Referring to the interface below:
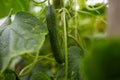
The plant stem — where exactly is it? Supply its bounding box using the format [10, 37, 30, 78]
[83, 0, 106, 11]
[63, 9, 68, 80]
[32, 0, 47, 4]
[48, 0, 50, 5]
[19, 51, 39, 77]
[74, 0, 78, 39]
[78, 10, 107, 24]
[62, 0, 68, 79]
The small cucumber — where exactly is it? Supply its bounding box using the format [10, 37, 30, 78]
[46, 5, 64, 64]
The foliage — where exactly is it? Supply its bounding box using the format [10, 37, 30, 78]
[80, 39, 120, 80]
[0, 0, 107, 80]
[56, 46, 83, 80]
[30, 72, 51, 80]
[0, 0, 30, 18]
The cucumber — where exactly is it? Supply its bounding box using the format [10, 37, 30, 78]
[46, 5, 64, 64]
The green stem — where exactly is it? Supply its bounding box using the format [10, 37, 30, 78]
[74, 0, 78, 38]
[27, 53, 54, 61]
[78, 10, 95, 16]
[33, 51, 39, 64]
[90, 5, 101, 15]
[63, 0, 68, 79]
[32, 0, 47, 4]
[63, 9, 68, 80]
[19, 63, 34, 77]
[19, 51, 39, 77]
[48, 0, 50, 5]
[83, 0, 106, 11]
[78, 10, 107, 24]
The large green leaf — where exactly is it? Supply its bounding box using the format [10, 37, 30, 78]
[0, 0, 30, 18]
[56, 46, 83, 80]
[68, 46, 82, 80]
[0, 11, 48, 72]
[0, 13, 12, 70]
[30, 72, 51, 80]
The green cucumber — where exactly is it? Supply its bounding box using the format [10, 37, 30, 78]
[46, 5, 64, 64]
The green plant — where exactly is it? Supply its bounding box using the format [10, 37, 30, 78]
[0, 0, 107, 80]
[80, 39, 120, 80]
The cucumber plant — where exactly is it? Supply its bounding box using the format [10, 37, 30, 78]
[0, 0, 107, 80]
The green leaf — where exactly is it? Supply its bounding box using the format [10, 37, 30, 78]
[0, 74, 4, 80]
[3, 69, 20, 80]
[56, 46, 83, 80]
[0, 12, 48, 72]
[80, 39, 120, 80]
[0, 12, 12, 70]
[30, 72, 51, 80]
[0, 0, 30, 18]
[68, 46, 82, 80]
